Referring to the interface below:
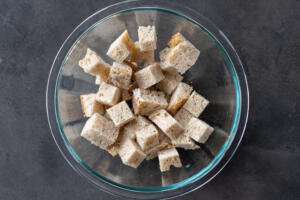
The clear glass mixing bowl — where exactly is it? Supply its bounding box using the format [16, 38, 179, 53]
[46, 0, 249, 199]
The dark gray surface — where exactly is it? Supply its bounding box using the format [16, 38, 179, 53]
[0, 0, 299, 199]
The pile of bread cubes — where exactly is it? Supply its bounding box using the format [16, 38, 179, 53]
[78, 25, 214, 172]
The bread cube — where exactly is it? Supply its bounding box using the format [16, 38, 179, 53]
[107, 30, 135, 62]
[185, 117, 214, 143]
[80, 93, 104, 117]
[145, 131, 172, 160]
[158, 148, 182, 172]
[95, 75, 102, 85]
[107, 62, 132, 90]
[79, 48, 110, 78]
[171, 131, 199, 150]
[131, 41, 155, 65]
[132, 88, 168, 116]
[167, 82, 193, 115]
[167, 32, 187, 47]
[96, 82, 121, 106]
[183, 91, 209, 117]
[136, 124, 159, 151]
[138, 26, 157, 51]
[106, 101, 135, 127]
[149, 109, 184, 139]
[118, 137, 146, 168]
[157, 71, 183, 95]
[81, 113, 119, 149]
[159, 47, 171, 62]
[164, 41, 200, 74]
[134, 63, 165, 89]
[174, 108, 194, 128]
[123, 116, 152, 139]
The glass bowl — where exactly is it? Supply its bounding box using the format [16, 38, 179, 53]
[46, 0, 249, 199]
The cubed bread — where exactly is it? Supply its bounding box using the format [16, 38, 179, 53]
[185, 117, 214, 143]
[96, 82, 121, 106]
[138, 26, 157, 51]
[136, 124, 159, 150]
[183, 91, 209, 117]
[174, 108, 194, 128]
[145, 131, 172, 160]
[107, 62, 132, 90]
[167, 32, 187, 47]
[157, 71, 183, 95]
[81, 113, 119, 149]
[171, 131, 199, 150]
[121, 89, 132, 101]
[167, 82, 193, 115]
[105, 131, 124, 157]
[164, 41, 200, 74]
[158, 148, 182, 172]
[106, 101, 135, 127]
[131, 41, 155, 65]
[149, 109, 184, 139]
[134, 63, 165, 89]
[159, 47, 171, 62]
[107, 30, 135, 62]
[95, 75, 102, 85]
[118, 137, 146, 168]
[123, 116, 151, 139]
[80, 93, 104, 117]
[79, 48, 110, 78]
[132, 88, 168, 116]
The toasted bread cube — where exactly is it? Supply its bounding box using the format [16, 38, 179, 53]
[157, 71, 183, 95]
[80, 93, 104, 117]
[96, 82, 121, 106]
[167, 82, 193, 115]
[167, 32, 187, 47]
[165, 41, 200, 74]
[174, 108, 194, 128]
[95, 75, 102, 85]
[106, 101, 135, 127]
[138, 26, 157, 51]
[79, 48, 110, 78]
[131, 41, 155, 65]
[132, 88, 168, 116]
[123, 116, 152, 139]
[158, 148, 182, 172]
[107, 30, 134, 62]
[81, 113, 119, 149]
[136, 124, 159, 151]
[134, 63, 164, 89]
[186, 118, 214, 143]
[183, 91, 209, 117]
[171, 131, 199, 150]
[107, 62, 132, 90]
[149, 109, 184, 139]
[121, 89, 132, 101]
[118, 137, 146, 168]
[145, 131, 172, 160]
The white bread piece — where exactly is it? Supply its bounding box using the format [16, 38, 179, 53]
[118, 137, 146, 168]
[157, 71, 183, 95]
[138, 26, 157, 51]
[132, 88, 168, 116]
[167, 32, 187, 47]
[131, 41, 155, 65]
[107, 62, 132, 90]
[159, 47, 171, 62]
[145, 131, 172, 160]
[165, 40, 200, 74]
[171, 131, 199, 150]
[136, 124, 159, 151]
[80, 93, 104, 117]
[183, 91, 209, 117]
[174, 108, 194, 128]
[167, 82, 193, 115]
[134, 63, 165, 89]
[158, 148, 182, 172]
[149, 109, 184, 139]
[185, 117, 214, 143]
[106, 101, 135, 127]
[96, 82, 121, 106]
[123, 116, 152, 139]
[81, 113, 119, 149]
[121, 89, 132, 101]
[159, 47, 175, 72]
[79, 48, 110, 78]
[95, 75, 102, 85]
[106, 30, 135, 62]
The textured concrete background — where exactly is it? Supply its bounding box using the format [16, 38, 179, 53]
[0, 0, 299, 199]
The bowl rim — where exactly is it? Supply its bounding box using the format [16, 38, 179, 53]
[46, 0, 249, 199]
